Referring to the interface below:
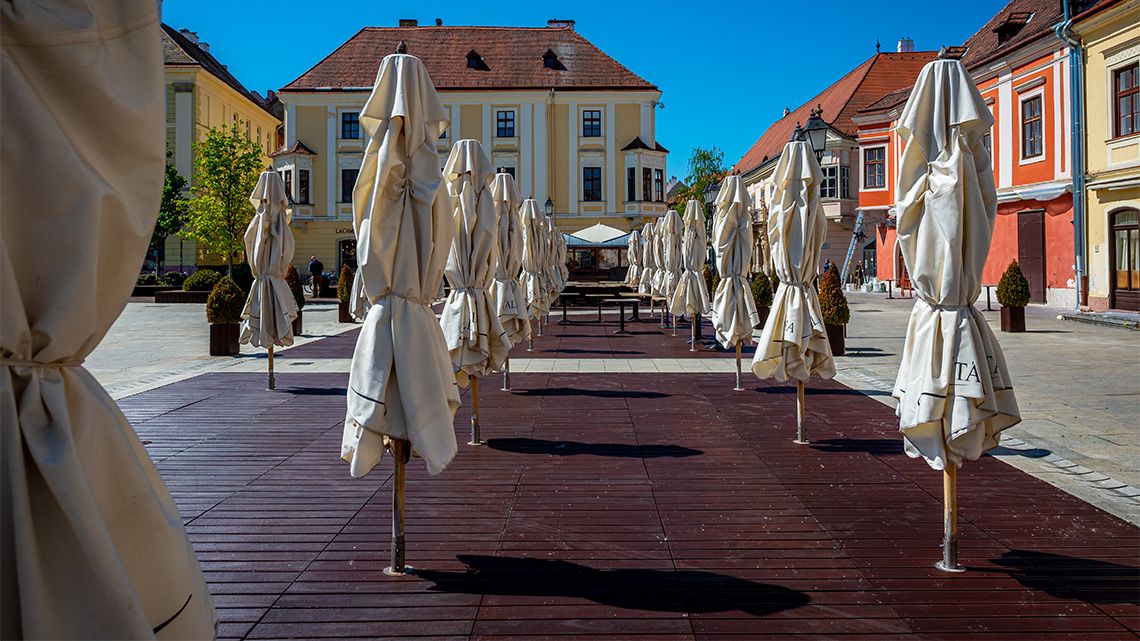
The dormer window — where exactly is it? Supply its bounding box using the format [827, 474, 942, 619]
[466, 50, 488, 70]
[994, 11, 1033, 44]
[542, 49, 565, 70]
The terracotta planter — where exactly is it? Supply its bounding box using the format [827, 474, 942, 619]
[1000, 306, 1025, 333]
[825, 323, 846, 356]
[209, 323, 240, 356]
[755, 305, 770, 329]
[292, 309, 303, 336]
[338, 300, 353, 323]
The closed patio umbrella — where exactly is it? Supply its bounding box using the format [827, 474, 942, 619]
[638, 221, 657, 297]
[241, 170, 299, 390]
[1, 3, 215, 637]
[519, 198, 546, 345]
[625, 229, 642, 286]
[490, 172, 529, 390]
[892, 56, 1020, 572]
[658, 208, 683, 333]
[556, 230, 570, 290]
[671, 199, 711, 350]
[543, 215, 564, 299]
[350, 268, 371, 321]
[440, 139, 511, 445]
[711, 175, 761, 390]
[342, 50, 460, 576]
[751, 137, 835, 443]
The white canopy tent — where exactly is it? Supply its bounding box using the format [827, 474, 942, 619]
[341, 51, 460, 575]
[1, 3, 215, 637]
[892, 57, 1020, 572]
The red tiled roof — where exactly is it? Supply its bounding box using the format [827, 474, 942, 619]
[733, 51, 936, 176]
[282, 26, 656, 92]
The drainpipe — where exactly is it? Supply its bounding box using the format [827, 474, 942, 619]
[1054, 2, 1086, 309]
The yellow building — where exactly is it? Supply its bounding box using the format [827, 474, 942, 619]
[161, 24, 282, 268]
[275, 19, 667, 271]
[1076, 0, 1140, 312]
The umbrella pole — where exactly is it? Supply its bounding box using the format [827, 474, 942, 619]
[468, 377, 483, 445]
[384, 438, 411, 576]
[501, 357, 511, 391]
[690, 314, 697, 352]
[672, 310, 677, 336]
[734, 341, 744, 391]
[267, 344, 275, 390]
[793, 381, 808, 444]
[936, 465, 966, 573]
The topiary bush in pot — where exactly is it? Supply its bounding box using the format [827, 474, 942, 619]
[751, 272, 774, 328]
[997, 260, 1030, 332]
[818, 265, 849, 355]
[230, 261, 254, 294]
[337, 263, 354, 323]
[206, 276, 245, 355]
[136, 273, 157, 286]
[285, 264, 305, 335]
[183, 269, 221, 292]
[159, 271, 186, 287]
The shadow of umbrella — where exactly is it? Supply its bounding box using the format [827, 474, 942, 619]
[554, 348, 644, 355]
[513, 387, 669, 399]
[991, 551, 1140, 605]
[487, 437, 702, 459]
[419, 555, 811, 616]
[285, 386, 348, 396]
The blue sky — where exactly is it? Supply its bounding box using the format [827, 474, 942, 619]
[163, 0, 1008, 180]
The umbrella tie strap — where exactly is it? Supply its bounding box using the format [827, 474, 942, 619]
[918, 299, 971, 313]
[1, 357, 85, 369]
[380, 291, 438, 307]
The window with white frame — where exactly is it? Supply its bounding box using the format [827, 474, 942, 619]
[642, 168, 652, 201]
[1114, 62, 1139, 138]
[341, 112, 360, 139]
[341, 168, 358, 203]
[1021, 95, 1043, 159]
[583, 166, 602, 201]
[582, 110, 602, 137]
[840, 165, 850, 198]
[821, 166, 838, 198]
[654, 169, 664, 202]
[627, 167, 636, 202]
[863, 147, 886, 189]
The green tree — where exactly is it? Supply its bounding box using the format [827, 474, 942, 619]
[181, 122, 262, 271]
[676, 146, 727, 217]
[152, 161, 189, 273]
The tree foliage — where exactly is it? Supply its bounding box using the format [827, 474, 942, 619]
[181, 122, 262, 270]
[153, 162, 189, 271]
[675, 146, 727, 217]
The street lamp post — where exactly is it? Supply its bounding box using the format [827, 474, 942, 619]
[800, 105, 829, 162]
[544, 197, 554, 224]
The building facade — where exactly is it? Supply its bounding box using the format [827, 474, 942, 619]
[161, 24, 282, 268]
[861, 0, 1099, 308]
[734, 46, 936, 275]
[1076, 0, 1140, 311]
[275, 19, 668, 271]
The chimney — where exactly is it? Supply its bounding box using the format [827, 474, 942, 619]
[897, 37, 915, 53]
[547, 19, 575, 29]
[434, 18, 442, 26]
[398, 18, 418, 27]
[178, 28, 198, 44]
[783, 106, 791, 117]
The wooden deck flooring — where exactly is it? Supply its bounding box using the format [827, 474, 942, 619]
[124, 323, 1139, 640]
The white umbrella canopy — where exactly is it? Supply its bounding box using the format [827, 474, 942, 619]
[490, 172, 530, 344]
[1, 3, 215, 638]
[893, 58, 1020, 470]
[342, 53, 460, 479]
[711, 175, 760, 348]
[671, 199, 711, 317]
[440, 139, 511, 387]
[752, 140, 836, 383]
[241, 170, 299, 349]
[638, 221, 657, 295]
[658, 209, 683, 301]
[556, 231, 570, 289]
[350, 268, 371, 321]
[519, 199, 548, 317]
[542, 216, 563, 295]
[625, 229, 642, 286]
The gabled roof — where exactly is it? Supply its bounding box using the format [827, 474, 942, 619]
[281, 25, 657, 92]
[269, 140, 318, 157]
[621, 136, 670, 153]
[733, 51, 936, 176]
[161, 24, 277, 118]
[571, 223, 629, 244]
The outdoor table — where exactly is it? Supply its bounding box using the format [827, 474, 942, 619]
[585, 293, 609, 323]
[559, 295, 572, 324]
[619, 292, 651, 321]
[650, 296, 669, 327]
[604, 298, 636, 334]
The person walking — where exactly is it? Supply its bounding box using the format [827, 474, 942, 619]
[308, 255, 324, 298]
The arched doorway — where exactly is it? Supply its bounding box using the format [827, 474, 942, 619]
[1110, 208, 1139, 311]
[338, 238, 357, 271]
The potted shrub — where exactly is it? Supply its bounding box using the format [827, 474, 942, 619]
[230, 261, 254, 295]
[285, 264, 305, 335]
[206, 276, 245, 356]
[818, 265, 850, 356]
[337, 264, 354, 323]
[159, 271, 186, 288]
[997, 260, 1030, 333]
[751, 272, 774, 328]
[183, 269, 221, 292]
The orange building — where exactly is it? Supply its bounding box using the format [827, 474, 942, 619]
[859, 0, 1081, 307]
